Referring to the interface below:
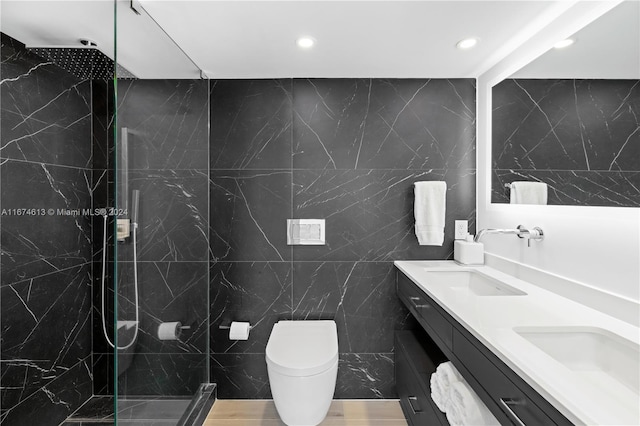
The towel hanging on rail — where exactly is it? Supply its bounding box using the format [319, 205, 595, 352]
[414, 181, 446, 245]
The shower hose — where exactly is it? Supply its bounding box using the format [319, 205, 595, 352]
[100, 214, 140, 350]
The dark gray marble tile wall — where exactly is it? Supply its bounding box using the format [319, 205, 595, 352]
[209, 78, 476, 399]
[92, 80, 210, 398]
[90, 79, 115, 397]
[0, 33, 93, 424]
[492, 79, 640, 206]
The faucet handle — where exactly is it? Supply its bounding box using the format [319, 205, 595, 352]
[529, 226, 544, 242]
[517, 225, 544, 247]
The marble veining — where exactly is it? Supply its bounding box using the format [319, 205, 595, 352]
[117, 170, 209, 262]
[116, 80, 209, 171]
[1, 32, 93, 422]
[209, 78, 476, 399]
[1, 264, 91, 413]
[493, 169, 640, 207]
[292, 262, 415, 354]
[493, 79, 640, 206]
[115, 262, 209, 354]
[210, 170, 292, 262]
[0, 357, 92, 425]
[2, 34, 212, 419]
[117, 353, 206, 396]
[293, 169, 476, 261]
[91, 78, 210, 403]
[1, 34, 93, 170]
[210, 353, 271, 399]
[293, 79, 476, 170]
[210, 262, 292, 354]
[336, 353, 395, 399]
[210, 79, 293, 170]
[1, 161, 92, 285]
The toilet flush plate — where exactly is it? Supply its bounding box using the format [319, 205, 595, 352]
[287, 219, 325, 245]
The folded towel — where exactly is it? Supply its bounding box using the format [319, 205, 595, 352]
[445, 400, 463, 426]
[449, 380, 500, 426]
[414, 181, 447, 245]
[430, 372, 447, 412]
[436, 361, 463, 388]
[430, 362, 462, 413]
[510, 181, 548, 205]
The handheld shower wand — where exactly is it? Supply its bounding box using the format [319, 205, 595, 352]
[100, 189, 141, 350]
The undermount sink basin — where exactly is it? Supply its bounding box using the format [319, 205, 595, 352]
[515, 326, 640, 397]
[426, 270, 527, 296]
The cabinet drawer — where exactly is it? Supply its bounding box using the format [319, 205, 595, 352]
[395, 332, 447, 426]
[398, 273, 453, 351]
[397, 349, 439, 425]
[453, 329, 557, 426]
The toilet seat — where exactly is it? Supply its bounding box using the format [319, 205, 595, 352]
[266, 320, 338, 377]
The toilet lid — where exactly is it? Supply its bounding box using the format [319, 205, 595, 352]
[266, 320, 339, 377]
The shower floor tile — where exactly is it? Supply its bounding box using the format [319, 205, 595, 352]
[118, 399, 191, 420]
[66, 396, 114, 421]
[65, 397, 190, 425]
[204, 400, 408, 425]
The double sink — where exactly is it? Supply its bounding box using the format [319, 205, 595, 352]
[396, 261, 640, 425]
[426, 269, 527, 296]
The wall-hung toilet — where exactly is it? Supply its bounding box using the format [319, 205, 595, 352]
[266, 320, 339, 426]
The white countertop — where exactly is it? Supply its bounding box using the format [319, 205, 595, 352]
[394, 260, 640, 426]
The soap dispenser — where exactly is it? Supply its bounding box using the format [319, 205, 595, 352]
[454, 234, 484, 265]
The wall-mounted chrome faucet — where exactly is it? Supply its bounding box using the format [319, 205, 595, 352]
[474, 225, 544, 247]
[516, 225, 544, 247]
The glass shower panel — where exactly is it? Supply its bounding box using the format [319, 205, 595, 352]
[114, 1, 210, 424]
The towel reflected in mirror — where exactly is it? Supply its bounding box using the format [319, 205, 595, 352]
[508, 181, 548, 205]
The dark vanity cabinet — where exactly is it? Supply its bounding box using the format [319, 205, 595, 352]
[396, 330, 448, 425]
[396, 270, 574, 426]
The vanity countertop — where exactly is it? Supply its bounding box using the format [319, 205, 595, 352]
[394, 260, 640, 426]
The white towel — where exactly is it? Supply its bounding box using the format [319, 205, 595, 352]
[436, 361, 463, 387]
[445, 401, 463, 426]
[510, 181, 548, 205]
[430, 372, 447, 412]
[414, 181, 447, 245]
[430, 362, 462, 413]
[449, 380, 500, 426]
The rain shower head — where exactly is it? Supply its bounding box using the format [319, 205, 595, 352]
[27, 45, 136, 80]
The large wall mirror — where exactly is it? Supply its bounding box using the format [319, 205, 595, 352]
[491, 0, 640, 207]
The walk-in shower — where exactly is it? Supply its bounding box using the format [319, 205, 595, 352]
[0, 1, 212, 425]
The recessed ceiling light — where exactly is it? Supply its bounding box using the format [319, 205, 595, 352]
[296, 37, 315, 49]
[456, 38, 478, 50]
[554, 38, 575, 49]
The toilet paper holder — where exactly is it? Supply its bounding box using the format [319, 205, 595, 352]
[219, 324, 253, 330]
[157, 322, 191, 341]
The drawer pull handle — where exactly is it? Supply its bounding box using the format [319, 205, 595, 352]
[408, 396, 422, 414]
[409, 297, 430, 309]
[500, 398, 526, 426]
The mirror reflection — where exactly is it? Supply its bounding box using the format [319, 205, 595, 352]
[492, 0, 640, 207]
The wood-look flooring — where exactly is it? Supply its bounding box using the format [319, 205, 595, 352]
[204, 399, 408, 426]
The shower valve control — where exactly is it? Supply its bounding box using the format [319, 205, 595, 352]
[117, 219, 130, 242]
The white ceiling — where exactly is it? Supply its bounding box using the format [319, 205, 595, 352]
[1, 1, 637, 79]
[512, 0, 640, 79]
[1, 0, 202, 79]
[137, 0, 556, 78]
